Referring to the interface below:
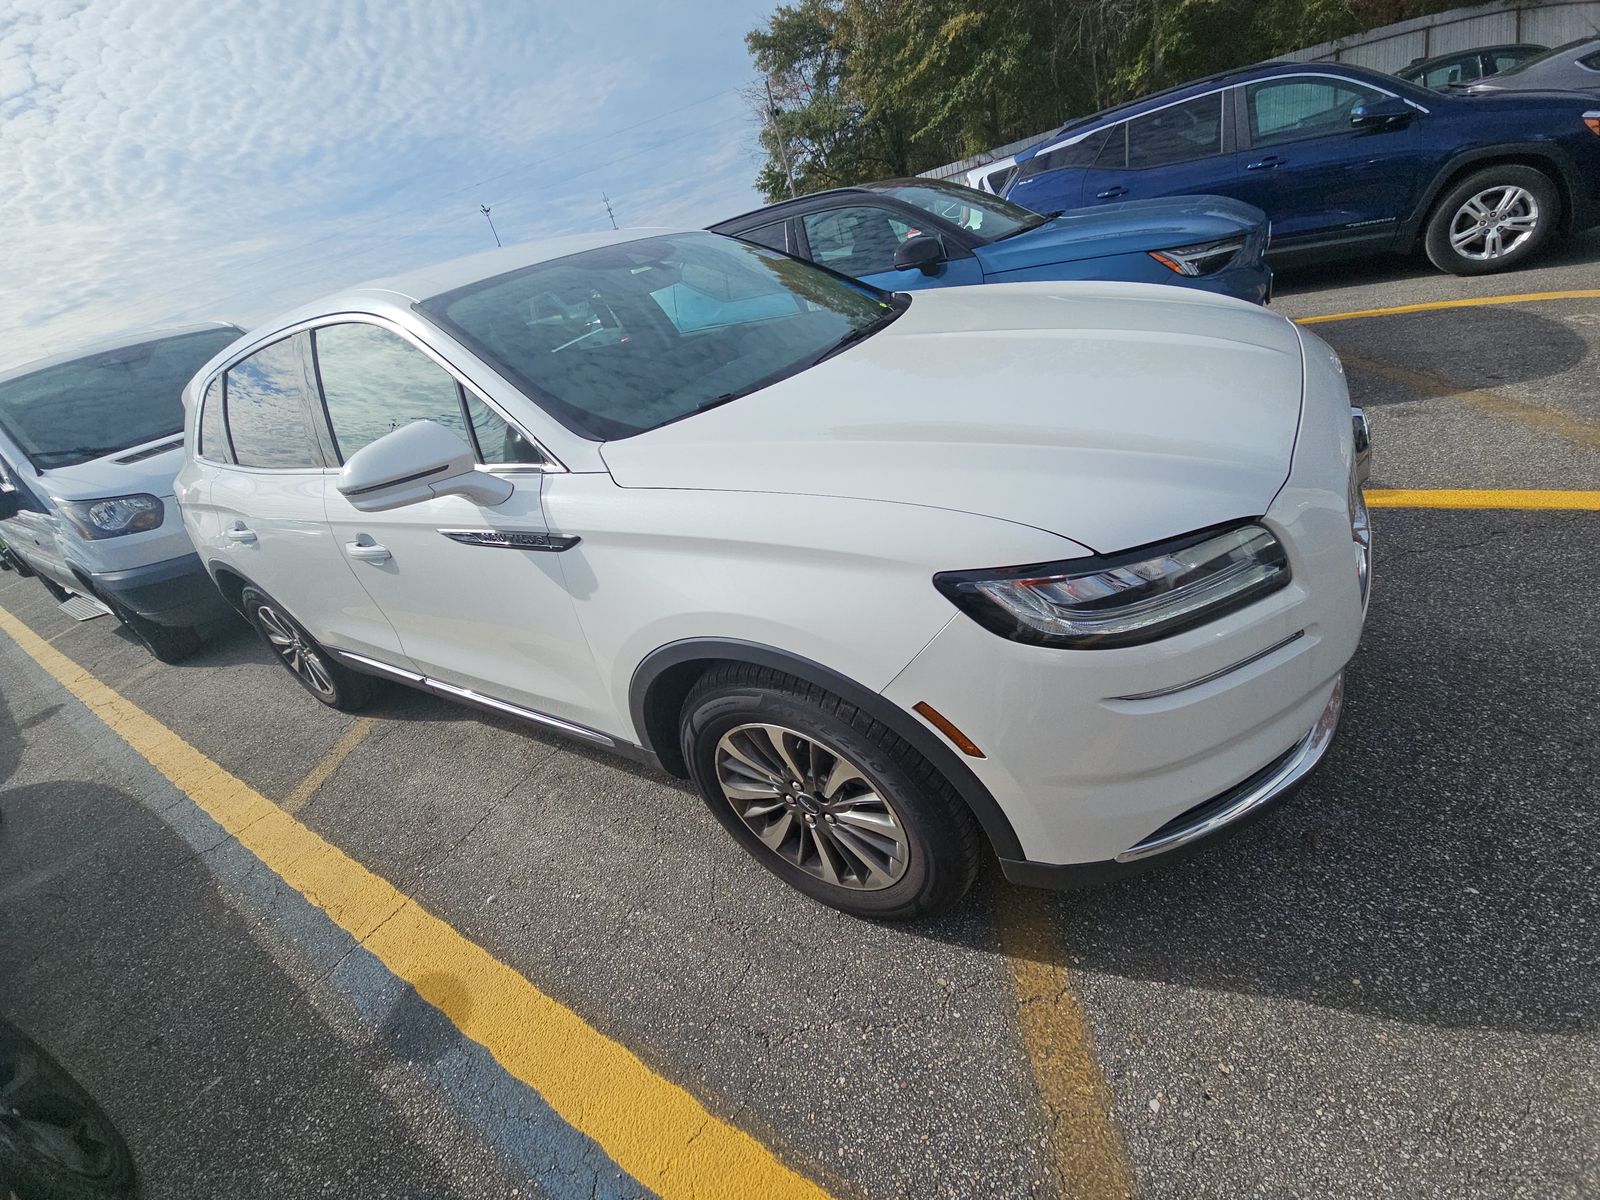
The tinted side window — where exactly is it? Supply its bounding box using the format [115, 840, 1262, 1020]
[1093, 124, 1128, 170]
[223, 336, 322, 469]
[738, 222, 789, 253]
[1127, 93, 1223, 169]
[1246, 79, 1383, 147]
[1029, 127, 1112, 176]
[199, 377, 231, 463]
[801, 206, 915, 275]
[1579, 50, 1600, 70]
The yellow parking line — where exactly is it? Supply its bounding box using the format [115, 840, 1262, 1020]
[1296, 288, 1600, 325]
[997, 888, 1136, 1200]
[0, 605, 829, 1200]
[283, 716, 374, 815]
[1367, 488, 1600, 510]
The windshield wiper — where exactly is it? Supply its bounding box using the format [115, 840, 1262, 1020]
[811, 307, 904, 367]
[991, 212, 1063, 242]
[693, 392, 745, 415]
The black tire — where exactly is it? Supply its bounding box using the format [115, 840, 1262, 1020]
[38, 576, 72, 603]
[680, 664, 982, 919]
[241, 587, 371, 711]
[106, 600, 202, 664]
[1424, 165, 1559, 276]
[4, 547, 36, 577]
[0, 1020, 137, 1200]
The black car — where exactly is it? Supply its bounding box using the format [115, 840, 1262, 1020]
[1397, 43, 1546, 91]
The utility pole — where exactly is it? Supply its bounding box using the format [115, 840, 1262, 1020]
[765, 76, 799, 198]
[479, 204, 501, 248]
[602, 193, 618, 230]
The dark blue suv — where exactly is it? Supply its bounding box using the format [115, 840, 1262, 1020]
[1005, 62, 1600, 275]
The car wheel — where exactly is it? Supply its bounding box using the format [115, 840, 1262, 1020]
[104, 599, 202, 664]
[1424, 165, 1559, 275]
[0, 1020, 138, 1200]
[3, 547, 35, 577]
[241, 587, 371, 711]
[680, 664, 981, 919]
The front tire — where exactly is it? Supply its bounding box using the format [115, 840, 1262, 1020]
[241, 588, 371, 711]
[105, 599, 202, 664]
[680, 664, 981, 919]
[1424, 165, 1559, 275]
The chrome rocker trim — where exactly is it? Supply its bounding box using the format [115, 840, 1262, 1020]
[1114, 674, 1344, 863]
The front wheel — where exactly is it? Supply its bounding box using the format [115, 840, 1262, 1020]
[680, 665, 981, 919]
[241, 588, 371, 711]
[1424, 165, 1559, 275]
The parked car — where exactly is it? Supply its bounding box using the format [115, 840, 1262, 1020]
[1462, 37, 1600, 96]
[964, 155, 1020, 194]
[1004, 60, 1600, 275]
[0, 324, 244, 660]
[710, 179, 1273, 305]
[1397, 43, 1546, 90]
[177, 229, 1368, 918]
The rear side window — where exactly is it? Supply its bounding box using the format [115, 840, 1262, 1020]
[1126, 93, 1223, 168]
[738, 222, 790, 253]
[223, 335, 323, 469]
[1580, 50, 1600, 71]
[1025, 127, 1112, 177]
[198, 377, 232, 463]
[314, 322, 542, 466]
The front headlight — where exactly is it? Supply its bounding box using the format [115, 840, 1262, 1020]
[1149, 237, 1245, 277]
[57, 494, 164, 540]
[934, 522, 1290, 649]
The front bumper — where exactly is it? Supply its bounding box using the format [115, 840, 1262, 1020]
[87, 552, 233, 628]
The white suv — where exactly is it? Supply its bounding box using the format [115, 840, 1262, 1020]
[177, 229, 1369, 918]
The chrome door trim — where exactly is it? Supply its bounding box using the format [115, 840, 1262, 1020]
[437, 528, 580, 551]
[1111, 631, 1305, 702]
[328, 649, 614, 747]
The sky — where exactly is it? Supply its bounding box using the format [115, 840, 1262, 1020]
[0, 0, 778, 369]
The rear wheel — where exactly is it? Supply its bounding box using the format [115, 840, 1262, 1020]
[1424, 165, 1559, 275]
[680, 664, 981, 919]
[242, 587, 371, 711]
[105, 599, 202, 664]
[2, 546, 35, 577]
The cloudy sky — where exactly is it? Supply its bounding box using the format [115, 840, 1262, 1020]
[0, 0, 777, 368]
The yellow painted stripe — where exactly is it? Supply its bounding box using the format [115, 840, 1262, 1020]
[282, 716, 374, 815]
[0, 605, 829, 1200]
[998, 888, 1136, 1200]
[1367, 488, 1600, 510]
[1296, 288, 1600, 325]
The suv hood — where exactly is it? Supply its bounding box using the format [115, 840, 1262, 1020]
[974, 195, 1266, 275]
[35, 437, 185, 501]
[600, 282, 1306, 554]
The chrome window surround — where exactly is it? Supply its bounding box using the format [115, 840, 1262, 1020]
[192, 312, 563, 476]
[1032, 70, 1427, 160]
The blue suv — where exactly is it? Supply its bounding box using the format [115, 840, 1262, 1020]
[1005, 61, 1600, 275]
[710, 179, 1273, 304]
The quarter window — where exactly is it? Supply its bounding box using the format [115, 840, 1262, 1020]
[801, 206, 917, 276]
[1246, 78, 1384, 147]
[313, 323, 541, 466]
[198, 377, 231, 462]
[1126, 93, 1223, 168]
[223, 336, 323, 469]
[738, 222, 790, 253]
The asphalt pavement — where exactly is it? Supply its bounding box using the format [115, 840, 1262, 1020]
[2, 237, 1598, 1200]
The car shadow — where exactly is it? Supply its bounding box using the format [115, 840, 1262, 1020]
[1272, 227, 1600, 297]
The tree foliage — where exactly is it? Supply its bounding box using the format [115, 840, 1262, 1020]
[746, 0, 1468, 199]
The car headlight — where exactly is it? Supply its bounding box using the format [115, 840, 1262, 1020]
[57, 494, 164, 539]
[934, 522, 1291, 650]
[1149, 237, 1245, 277]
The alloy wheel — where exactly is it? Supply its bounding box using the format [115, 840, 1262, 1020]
[256, 604, 336, 698]
[1449, 185, 1539, 261]
[714, 723, 910, 890]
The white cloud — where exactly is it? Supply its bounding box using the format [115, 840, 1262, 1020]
[0, 0, 771, 367]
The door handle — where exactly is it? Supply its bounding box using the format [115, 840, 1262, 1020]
[225, 524, 257, 544]
[1246, 155, 1285, 171]
[346, 540, 391, 563]
[1095, 186, 1129, 200]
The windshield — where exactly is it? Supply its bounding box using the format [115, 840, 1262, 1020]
[0, 329, 239, 470]
[869, 180, 1048, 241]
[419, 232, 902, 440]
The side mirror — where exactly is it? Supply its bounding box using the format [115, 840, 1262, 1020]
[337, 420, 513, 513]
[0, 491, 19, 521]
[893, 234, 946, 276]
[1350, 97, 1413, 130]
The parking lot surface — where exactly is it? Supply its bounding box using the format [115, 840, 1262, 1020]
[4, 238, 1599, 1199]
